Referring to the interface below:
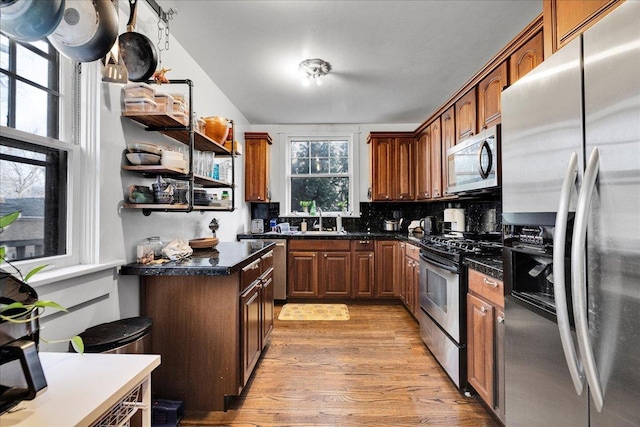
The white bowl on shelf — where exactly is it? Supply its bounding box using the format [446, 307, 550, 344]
[126, 153, 161, 165]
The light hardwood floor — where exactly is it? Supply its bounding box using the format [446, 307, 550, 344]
[180, 303, 498, 426]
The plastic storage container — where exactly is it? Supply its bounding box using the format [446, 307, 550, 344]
[123, 82, 156, 100]
[124, 98, 158, 113]
[154, 93, 174, 113]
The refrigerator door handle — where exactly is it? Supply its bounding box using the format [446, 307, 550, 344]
[553, 151, 585, 395]
[571, 147, 604, 412]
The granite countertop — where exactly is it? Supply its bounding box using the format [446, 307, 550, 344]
[237, 231, 426, 244]
[120, 241, 275, 276]
[464, 255, 504, 281]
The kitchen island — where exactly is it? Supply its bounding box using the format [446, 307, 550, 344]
[120, 241, 275, 412]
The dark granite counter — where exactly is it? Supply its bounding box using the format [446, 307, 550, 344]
[464, 255, 504, 281]
[237, 231, 426, 246]
[120, 241, 275, 276]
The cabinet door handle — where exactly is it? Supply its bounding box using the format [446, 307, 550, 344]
[324, 253, 327, 258]
[358, 240, 370, 244]
[480, 306, 487, 314]
[369, 253, 373, 258]
[483, 277, 499, 287]
[497, 316, 505, 323]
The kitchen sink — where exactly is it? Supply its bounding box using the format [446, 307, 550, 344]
[299, 230, 348, 236]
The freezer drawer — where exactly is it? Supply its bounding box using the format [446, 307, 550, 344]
[505, 297, 587, 427]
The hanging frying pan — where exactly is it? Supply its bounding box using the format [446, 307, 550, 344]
[0, 0, 65, 42]
[47, 0, 118, 63]
[118, 0, 157, 82]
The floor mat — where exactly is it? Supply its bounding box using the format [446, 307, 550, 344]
[278, 303, 350, 321]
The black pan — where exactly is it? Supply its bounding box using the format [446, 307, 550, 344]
[119, 0, 157, 82]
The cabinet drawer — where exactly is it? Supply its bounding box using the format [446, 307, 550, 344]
[289, 239, 350, 251]
[405, 243, 420, 261]
[241, 259, 262, 292]
[468, 269, 504, 307]
[351, 240, 374, 251]
[260, 249, 274, 272]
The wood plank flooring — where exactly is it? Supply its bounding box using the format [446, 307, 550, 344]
[179, 303, 498, 426]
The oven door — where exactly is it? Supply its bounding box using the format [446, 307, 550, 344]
[419, 253, 461, 343]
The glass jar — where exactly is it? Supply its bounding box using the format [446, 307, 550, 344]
[146, 236, 163, 258]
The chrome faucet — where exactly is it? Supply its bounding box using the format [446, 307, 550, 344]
[314, 207, 323, 231]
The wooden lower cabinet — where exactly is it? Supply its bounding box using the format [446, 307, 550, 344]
[467, 268, 505, 423]
[401, 243, 420, 317]
[375, 240, 399, 298]
[140, 248, 274, 412]
[351, 239, 375, 298]
[288, 240, 350, 298]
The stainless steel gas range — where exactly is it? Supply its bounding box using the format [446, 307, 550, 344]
[418, 235, 502, 391]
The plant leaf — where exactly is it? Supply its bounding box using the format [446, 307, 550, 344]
[0, 301, 26, 313]
[70, 336, 85, 354]
[0, 211, 21, 228]
[0, 247, 5, 260]
[34, 300, 67, 312]
[23, 264, 49, 282]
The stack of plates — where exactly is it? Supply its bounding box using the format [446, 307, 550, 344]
[126, 142, 163, 165]
[127, 142, 161, 155]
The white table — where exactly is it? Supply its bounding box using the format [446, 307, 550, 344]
[0, 352, 161, 427]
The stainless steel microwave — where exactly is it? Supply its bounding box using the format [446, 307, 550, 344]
[446, 124, 500, 195]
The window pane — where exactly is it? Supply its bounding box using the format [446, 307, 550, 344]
[310, 141, 329, 157]
[330, 157, 348, 173]
[15, 81, 48, 136]
[0, 73, 8, 127]
[311, 157, 329, 174]
[330, 141, 348, 157]
[291, 141, 308, 158]
[291, 158, 309, 174]
[0, 35, 8, 69]
[16, 44, 51, 87]
[291, 177, 349, 212]
[0, 140, 66, 261]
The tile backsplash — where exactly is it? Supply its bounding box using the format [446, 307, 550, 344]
[250, 196, 501, 234]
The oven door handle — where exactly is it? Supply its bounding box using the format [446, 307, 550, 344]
[420, 253, 459, 273]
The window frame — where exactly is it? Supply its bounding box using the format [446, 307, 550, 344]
[0, 38, 87, 275]
[284, 132, 358, 217]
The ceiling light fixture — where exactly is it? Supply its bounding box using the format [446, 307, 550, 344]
[299, 58, 332, 87]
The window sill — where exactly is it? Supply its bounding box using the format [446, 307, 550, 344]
[27, 260, 126, 288]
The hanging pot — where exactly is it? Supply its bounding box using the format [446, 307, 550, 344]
[118, 0, 158, 82]
[0, 0, 65, 42]
[47, 0, 118, 63]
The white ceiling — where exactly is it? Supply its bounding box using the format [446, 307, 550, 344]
[155, 0, 542, 125]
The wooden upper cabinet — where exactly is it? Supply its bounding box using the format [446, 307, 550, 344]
[429, 119, 442, 199]
[478, 62, 507, 131]
[441, 106, 455, 197]
[543, 0, 622, 56]
[455, 87, 477, 143]
[510, 31, 544, 84]
[415, 130, 431, 200]
[368, 133, 414, 201]
[396, 137, 415, 200]
[244, 132, 272, 202]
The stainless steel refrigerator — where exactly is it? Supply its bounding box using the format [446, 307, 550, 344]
[500, 1, 640, 426]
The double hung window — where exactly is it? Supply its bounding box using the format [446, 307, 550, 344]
[0, 35, 70, 264]
[286, 135, 354, 215]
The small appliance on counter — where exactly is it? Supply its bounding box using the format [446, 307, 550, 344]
[250, 219, 264, 234]
[443, 208, 465, 236]
[0, 270, 48, 414]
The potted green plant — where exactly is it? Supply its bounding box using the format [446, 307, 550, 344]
[299, 200, 312, 213]
[0, 211, 84, 353]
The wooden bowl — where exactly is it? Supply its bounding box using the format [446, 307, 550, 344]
[189, 237, 219, 249]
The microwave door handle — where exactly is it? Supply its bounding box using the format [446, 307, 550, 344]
[553, 151, 585, 395]
[419, 254, 459, 273]
[571, 147, 604, 412]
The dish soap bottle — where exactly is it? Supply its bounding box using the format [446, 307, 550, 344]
[310, 200, 317, 216]
[301, 219, 307, 232]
